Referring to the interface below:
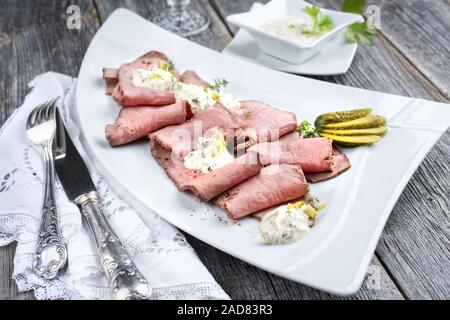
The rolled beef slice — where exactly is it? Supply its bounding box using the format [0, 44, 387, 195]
[105, 101, 189, 147]
[305, 148, 351, 183]
[248, 133, 335, 173]
[216, 163, 309, 220]
[233, 100, 298, 144]
[150, 141, 261, 201]
[150, 103, 240, 157]
[111, 51, 177, 107]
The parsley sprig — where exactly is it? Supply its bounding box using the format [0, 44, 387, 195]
[343, 0, 377, 46]
[342, 0, 366, 14]
[302, 6, 334, 36]
[297, 120, 317, 138]
[160, 60, 174, 72]
[346, 22, 376, 46]
[207, 78, 229, 92]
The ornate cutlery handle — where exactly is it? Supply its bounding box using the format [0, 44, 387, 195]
[76, 191, 151, 300]
[32, 145, 67, 279]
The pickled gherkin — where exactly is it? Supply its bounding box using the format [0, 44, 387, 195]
[318, 132, 381, 145]
[319, 126, 388, 136]
[314, 107, 387, 147]
[314, 108, 372, 128]
[321, 115, 386, 130]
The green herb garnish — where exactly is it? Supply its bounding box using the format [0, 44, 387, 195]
[346, 22, 376, 46]
[160, 60, 174, 71]
[342, 0, 366, 14]
[297, 120, 317, 138]
[302, 6, 334, 36]
[207, 78, 229, 92]
[306, 195, 326, 212]
[342, 0, 377, 46]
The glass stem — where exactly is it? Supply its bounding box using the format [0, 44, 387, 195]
[168, 0, 190, 16]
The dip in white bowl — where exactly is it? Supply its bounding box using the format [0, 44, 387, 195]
[226, 0, 363, 64]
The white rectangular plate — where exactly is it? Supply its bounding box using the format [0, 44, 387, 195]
[75, 9, 450, 295]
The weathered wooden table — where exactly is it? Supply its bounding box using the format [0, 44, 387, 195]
[1, 0, 449, 300]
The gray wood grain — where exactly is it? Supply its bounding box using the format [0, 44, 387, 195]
[184, 234, 403, 299]
[94, 0, 232, 51]
[0, 0, 99, 124]
[0, 244, 34, 300]
[366, 0, 450, 98]
[375, 131, 450, 299]
[213, 0, 450, 299]
[310, 0, 450, 99]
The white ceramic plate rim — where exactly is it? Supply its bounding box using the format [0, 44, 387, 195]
[75, 9, 450, 295]
[222, 28, 358, 76]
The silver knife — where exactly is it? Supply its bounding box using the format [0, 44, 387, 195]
[53, 108, 151, 300]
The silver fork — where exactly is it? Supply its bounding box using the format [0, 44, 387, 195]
[26, 99, 67, 279]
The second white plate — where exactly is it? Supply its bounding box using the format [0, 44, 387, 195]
[222, 3, 358, 75]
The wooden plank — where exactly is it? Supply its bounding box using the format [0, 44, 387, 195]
[375, 130, 450, 299]
[213, 0, 450, 299]
[366, 0, 450, 98]
[185, 233, 403, 299]
[0, 0, 100, 299]
[308, 0, 450, 98]
[0, 244, 35, 300]
[0, 0, 99, 124]
[93, 0, 232, 51]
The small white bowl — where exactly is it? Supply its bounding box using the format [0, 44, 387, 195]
[226, 0, 363, 64]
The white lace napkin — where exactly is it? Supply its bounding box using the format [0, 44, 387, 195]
[0, 72, 229, 300]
